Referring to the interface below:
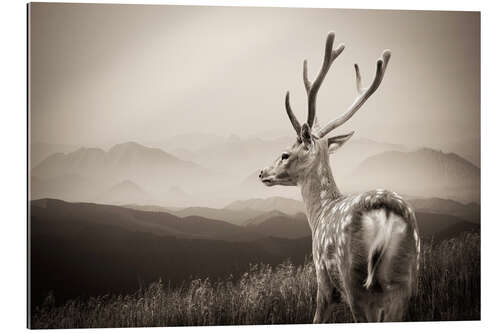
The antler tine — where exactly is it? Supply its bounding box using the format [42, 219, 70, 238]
[303, 60, 311, 94]
[317, 49, 391, 138]
[285, 91, 301, 136]
[354, 64, 362, 94]
[305, 32, 345, 129]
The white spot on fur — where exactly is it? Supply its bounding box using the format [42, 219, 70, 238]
[321, 176, 329, 187]
[320, 190, 328, 200]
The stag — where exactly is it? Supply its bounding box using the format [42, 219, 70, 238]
[259, 32, 420, 323]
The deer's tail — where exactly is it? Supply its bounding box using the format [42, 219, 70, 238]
[362, 209, 409, 289]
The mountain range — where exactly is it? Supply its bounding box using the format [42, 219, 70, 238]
[31, 194, 480, 244]
[125, 204, 264, 226]
[95, 180, 152, 205]
[30, 198, 312, 310]
[31, 199, 259, 241]
[31, 142, 218, 205]
[30, 137, 480, 206]
[30, 142, 79, 166]
[225, 197, 305, 215]
[30, 197, 479, 311]
[219, 195, 480, 225]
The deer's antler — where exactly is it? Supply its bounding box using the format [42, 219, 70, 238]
[285, 91, 301, 135]
[303, 32, 345, 129]
[317, 50, 391, 138]
[284, 32, 345, 135]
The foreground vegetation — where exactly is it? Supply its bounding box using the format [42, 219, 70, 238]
[32, 232, 480, 328]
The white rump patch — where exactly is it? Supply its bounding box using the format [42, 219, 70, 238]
[361, 209, 408, 288]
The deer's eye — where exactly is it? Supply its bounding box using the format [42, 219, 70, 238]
[281, 153, 290, 160]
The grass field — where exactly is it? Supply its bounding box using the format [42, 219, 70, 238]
[31, 232, 480, 328]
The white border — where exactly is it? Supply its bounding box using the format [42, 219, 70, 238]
[1, 0, 498, 332]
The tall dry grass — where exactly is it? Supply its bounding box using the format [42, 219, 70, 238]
[31, 232, 479, 328]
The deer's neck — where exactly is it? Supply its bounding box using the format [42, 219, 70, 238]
[299, 158, 341, 233]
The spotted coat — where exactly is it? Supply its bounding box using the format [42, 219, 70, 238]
[311, 189, 420, 312]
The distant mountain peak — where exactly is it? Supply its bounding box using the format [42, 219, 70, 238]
[109, 141, 144, 150]
[168, 186, 188, 195]
[108, 141, 164, 155]
[96, 179, 152, 205]
[110, 179, 144, 192]
[350, 147, 480, 203]
[69, 147, 106, 156]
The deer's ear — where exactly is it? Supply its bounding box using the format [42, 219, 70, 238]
[328, 131, 354, 153]
[300, 123, 312, 148]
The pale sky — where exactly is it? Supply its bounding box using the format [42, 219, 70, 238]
[29, 3, 480, 149]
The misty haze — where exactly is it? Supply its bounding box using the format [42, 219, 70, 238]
[28, 3, 480, 328]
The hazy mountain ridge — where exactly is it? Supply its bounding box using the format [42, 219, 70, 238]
[225, 196, 305, 215]
[221, 195, 480, 225]
[31, 142, 218, 205]
[31, 198, 260, 241]
[125, 204, 265, 226]
[171, 207, 263, 226]
[96, 180, 153, 205]
[244, 210, 289, 226]
[409, 197, 480, 224]
[245, 211, 310, 239]
[31, 198, 478, 243]
[32, 142, 201, 179]
[438, 137, 480, 167]
[30, 139, 480, 207]
[30, 142, 80, 167]
[30, 174, 100, 203]
[125, 194, 480, 226]
[350, 148, 480, 203]
[32, 197, 479, 241]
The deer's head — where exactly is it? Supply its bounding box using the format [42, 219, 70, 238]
[259, 32, 391, 187]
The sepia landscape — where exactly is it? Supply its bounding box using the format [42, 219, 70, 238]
[28, 3, 480, 328]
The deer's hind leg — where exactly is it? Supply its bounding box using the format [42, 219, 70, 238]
[381, 289, 409, 322]
[313, 265, 331, 323]
[313, 287, 329, 323]
[314, 263, 343, 323]
[314, 287, 343, 323]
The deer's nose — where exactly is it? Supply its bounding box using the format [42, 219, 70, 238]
[259, 170, 263, 179]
